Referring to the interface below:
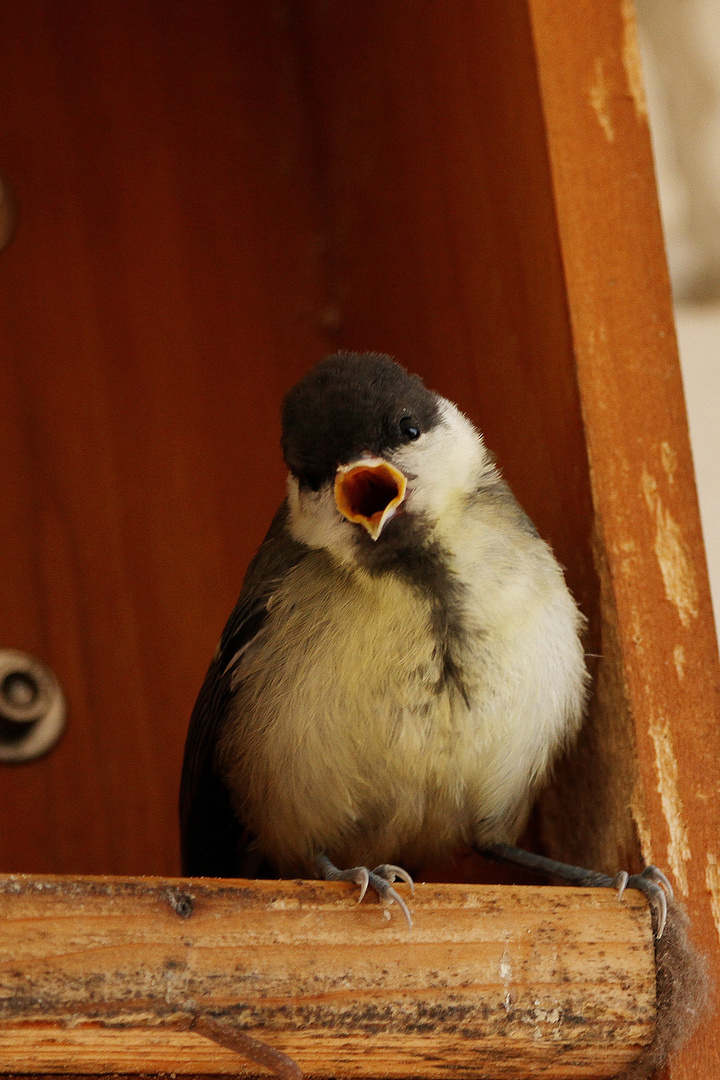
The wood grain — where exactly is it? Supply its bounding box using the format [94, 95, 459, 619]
[0, 876, 655, 1078]
[527, 1, 720, 1076]
[295, 0, 598, 617]
[0, 3, 716, 1075]
[0, 0, 329, 876]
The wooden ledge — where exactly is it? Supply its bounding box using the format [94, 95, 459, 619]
[0, 874, 655, 1078]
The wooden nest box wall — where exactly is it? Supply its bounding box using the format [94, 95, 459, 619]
[0, 1, 718, 1078]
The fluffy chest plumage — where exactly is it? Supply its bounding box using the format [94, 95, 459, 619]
[218, 535, 585, 875]
[220, 558, 459, 868]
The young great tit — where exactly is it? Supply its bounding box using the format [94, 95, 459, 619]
[180, 352, 671, 932]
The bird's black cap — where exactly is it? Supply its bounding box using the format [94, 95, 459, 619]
[282, 352, 440, 489]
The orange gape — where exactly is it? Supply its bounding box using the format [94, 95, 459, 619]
[334, 458, 407, 540]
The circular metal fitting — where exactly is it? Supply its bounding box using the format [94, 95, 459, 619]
[0, 650, 67, 762]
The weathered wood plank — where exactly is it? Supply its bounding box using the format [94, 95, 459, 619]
[527, 1, 720, 1076]
[0, 876, 655, 1077]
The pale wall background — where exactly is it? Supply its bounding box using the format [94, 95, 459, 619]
[637, 0, 720, 636]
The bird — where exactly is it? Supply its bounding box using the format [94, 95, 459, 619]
[180, 351, 671, 933]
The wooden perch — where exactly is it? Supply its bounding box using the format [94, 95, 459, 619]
[0, 874, 656, 1078]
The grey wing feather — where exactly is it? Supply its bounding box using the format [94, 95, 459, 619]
[179, 500, 308, 876]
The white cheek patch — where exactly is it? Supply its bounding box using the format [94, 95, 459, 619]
[392, 398, 495, 526]
[286, 399, 494, 559]
[287, 475, 358, 565]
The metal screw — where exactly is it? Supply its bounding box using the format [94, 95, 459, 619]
[2, 671, 39, 709]
[0, 650, 66, 762]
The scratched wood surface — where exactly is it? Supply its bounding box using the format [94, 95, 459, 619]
[0, 876, 655, 1078]
[527, 2, 720, 1077]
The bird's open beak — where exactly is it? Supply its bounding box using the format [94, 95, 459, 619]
[334, 458, 407, 540]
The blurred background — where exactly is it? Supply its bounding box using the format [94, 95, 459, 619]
[637, 0, 720, 632]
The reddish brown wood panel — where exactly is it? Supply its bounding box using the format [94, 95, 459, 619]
[296, 0, 598, 620]
[0, 0, 329, 875]
[2, 14, 717, 1079]
[0, 1, 603, 883]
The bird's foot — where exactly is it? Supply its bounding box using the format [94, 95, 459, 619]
[481, 843, 673, 938]
[316, 854, 414, 929]
[610, 865, 673, 938]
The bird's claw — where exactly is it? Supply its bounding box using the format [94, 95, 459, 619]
[373, 863, 416, 895]
[316, 854, 414, 929]
[348, 866, 370, 903]
[369, 866, 414, 929]
[613, 865, 673, 938]
[612, 869, 629, 898]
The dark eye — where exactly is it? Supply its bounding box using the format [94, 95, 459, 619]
[399, 416, 421, 441]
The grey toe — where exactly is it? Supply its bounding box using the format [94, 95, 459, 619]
[373, 863, 416, 895]
[368, 871, 413, 930]
[617, 869, 670, 938]
[316, 853, 414, 929]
